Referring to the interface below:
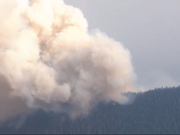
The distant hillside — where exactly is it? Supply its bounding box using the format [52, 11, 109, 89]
[0, 86, 180, 134]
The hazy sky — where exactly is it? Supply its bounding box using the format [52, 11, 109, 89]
[64, 0, 180, 90]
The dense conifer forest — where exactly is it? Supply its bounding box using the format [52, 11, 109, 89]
[0, 86, 180, 134]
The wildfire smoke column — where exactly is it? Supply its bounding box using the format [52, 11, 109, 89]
[0, 0, 136, 120]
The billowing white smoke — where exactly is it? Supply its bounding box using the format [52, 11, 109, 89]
[0, 0, 136, 120]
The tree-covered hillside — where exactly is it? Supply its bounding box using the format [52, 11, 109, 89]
[1, 86, 180, 134]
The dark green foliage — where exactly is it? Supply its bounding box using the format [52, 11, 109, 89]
[1, 86, 180, 134]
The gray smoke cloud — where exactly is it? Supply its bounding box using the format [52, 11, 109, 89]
[0, 0, 136, 120]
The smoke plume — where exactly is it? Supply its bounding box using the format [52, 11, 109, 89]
[0, 0, 136, 120]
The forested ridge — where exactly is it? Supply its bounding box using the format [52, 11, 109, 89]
[1, 86, 180, 134]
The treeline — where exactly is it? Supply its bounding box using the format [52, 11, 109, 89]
[0, 86, 180, 134]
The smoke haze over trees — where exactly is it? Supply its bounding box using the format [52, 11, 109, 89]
[0, 86, 180, 134]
